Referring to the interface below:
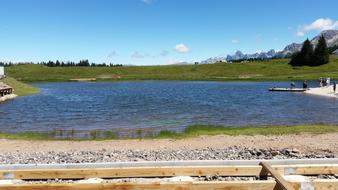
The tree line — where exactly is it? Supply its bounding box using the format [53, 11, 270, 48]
[289, 35, 330, 66]
[0, 60, 123, 67]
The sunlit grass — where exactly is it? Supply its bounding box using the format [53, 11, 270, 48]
[151, 125, 338, 139]
[0, 132, 51, 140]
[5, 56, 338, 82]
[0, 125, 338, 140]
[0, 77, 41, 96]
[1, 125, 336, 140]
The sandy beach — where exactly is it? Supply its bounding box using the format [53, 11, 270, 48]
[1, 133, 337, 154]
[305, 85, 338, 98]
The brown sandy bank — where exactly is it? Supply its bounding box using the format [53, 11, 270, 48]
[0, 133, 337, 155]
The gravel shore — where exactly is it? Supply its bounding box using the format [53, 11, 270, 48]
[0, 134, 336, 185]
[0, 133, 337, 164]
[0, 147, 335, 164]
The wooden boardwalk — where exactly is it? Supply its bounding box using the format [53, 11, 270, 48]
[0, 82, 13, 97]
[0, 159, 337, 190]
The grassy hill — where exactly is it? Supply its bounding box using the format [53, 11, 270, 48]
[0, 77, 41, 96]
[5, 56, 338, 82]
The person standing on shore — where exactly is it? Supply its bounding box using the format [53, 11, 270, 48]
[319, 77, 324, 87]
[326, 78, 330, 87]
[333, 81, 336, 94]
[302, 80, 308, 89]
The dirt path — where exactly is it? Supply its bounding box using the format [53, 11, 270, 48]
[0, 133, 337, 154]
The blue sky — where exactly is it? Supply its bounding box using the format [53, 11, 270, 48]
[0, 0, 337, 65]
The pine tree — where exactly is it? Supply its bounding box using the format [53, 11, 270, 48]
[289, 39, 313, 66]
[55, 60, 60, 67]
[302, 39, 314, 65]
[313, 35, 329, 66]
[289, 52, 302, 66]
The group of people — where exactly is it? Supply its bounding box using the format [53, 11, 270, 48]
[319, 77, 336, 93]
[319, 77, 331, 87]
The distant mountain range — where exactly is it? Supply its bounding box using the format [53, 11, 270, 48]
[201, 30, 338, 64]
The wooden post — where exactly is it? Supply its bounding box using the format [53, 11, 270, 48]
[260, 162, 294, 190]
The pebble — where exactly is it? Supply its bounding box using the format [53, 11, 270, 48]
[0, 147, 335, 164]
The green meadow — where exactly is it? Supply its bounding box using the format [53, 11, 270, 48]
[5, 56, 338, 83]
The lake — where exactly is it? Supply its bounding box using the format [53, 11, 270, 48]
[0, 81, 337, 135]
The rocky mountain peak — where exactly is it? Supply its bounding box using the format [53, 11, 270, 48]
[311, 30, 338, 47]
[200, 29, 338, 63]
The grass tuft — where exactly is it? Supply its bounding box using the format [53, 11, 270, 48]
[151, 125, 338, 139]
[101, 131, 118, 140]
[0, 132, 51, 140]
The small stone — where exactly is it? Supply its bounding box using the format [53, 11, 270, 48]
[292, 148, 300, 153]
[271, 150, 279, 156]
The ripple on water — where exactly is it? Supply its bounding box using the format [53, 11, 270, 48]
[0, 81, 337, 133]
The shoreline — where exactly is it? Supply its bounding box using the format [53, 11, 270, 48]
[1, 132, 337, 154]
[0, 133, 336, 164]
[305, 85, 338, 98]
[0, 94, 17, 102]
[0, 77, 41, 96]
[9, 78, 338, 83]
[0, 125, 337, 140]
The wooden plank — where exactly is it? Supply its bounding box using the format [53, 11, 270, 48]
[1, 164, 338, 180]
[260, 162, 294, 190]
[0, 166, 262, 180]
[277, 164, 338, 175]
[311, 179, 338, 190]
[290, 179, 338, 190]
[0, 181, 278, 190]
[2, 159, 337, 170]
[1, 180, 337, 190]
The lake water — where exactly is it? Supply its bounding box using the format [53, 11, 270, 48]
[0, 81, 337, 135]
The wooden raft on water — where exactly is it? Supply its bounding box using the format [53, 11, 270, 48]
[0, 159, 337, 190]
[269, 87, 307, 92]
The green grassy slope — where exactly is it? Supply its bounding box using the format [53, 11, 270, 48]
[0, 77, 41, 96]
[6, 56, 338, 82]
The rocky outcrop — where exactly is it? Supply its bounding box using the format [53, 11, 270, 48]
[311, 30, 338, 47]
